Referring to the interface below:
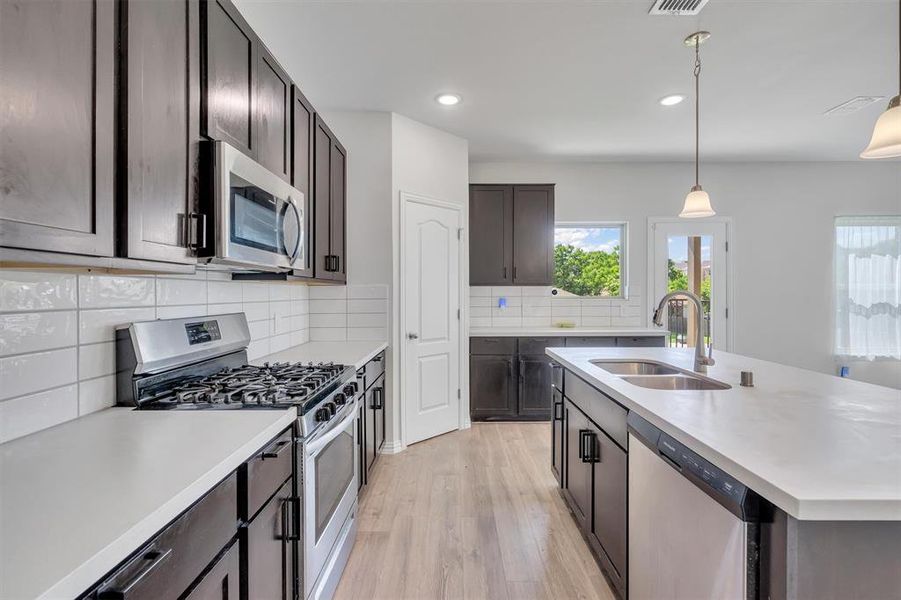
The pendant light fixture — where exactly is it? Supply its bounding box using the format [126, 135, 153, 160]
[860, 0, 901, 159]
[680, 31, 716, 218]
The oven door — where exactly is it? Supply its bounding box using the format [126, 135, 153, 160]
[213, 141, 307, 273]
[303, 406, 357, 596]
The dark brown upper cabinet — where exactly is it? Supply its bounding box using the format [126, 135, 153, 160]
[255, 45, 291, 182]
[290, 86, 314, 278]
[469, 184, 555, 286]
[201, 0, 256, 156]
[118, 0, 202, 265]
[313, 116, 346, 282]
[469, 185, 513, 285]
[0, 0, 116, 258]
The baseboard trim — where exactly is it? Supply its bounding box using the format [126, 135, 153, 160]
[381, 440, 405, 454]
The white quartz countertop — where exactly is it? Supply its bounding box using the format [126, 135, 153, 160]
[547, 346, 901, 521]
[469, 327, 666, 338]
[255, 340, 388, 370]
[0, 407, 296, 600]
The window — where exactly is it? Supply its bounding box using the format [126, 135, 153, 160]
[834, 216, 901, 360]
[554, 223, 626, 297]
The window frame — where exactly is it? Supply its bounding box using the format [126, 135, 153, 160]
[553, 221, 629, 299]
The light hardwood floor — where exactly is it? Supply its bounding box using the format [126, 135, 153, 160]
[334, 422, 616, 600]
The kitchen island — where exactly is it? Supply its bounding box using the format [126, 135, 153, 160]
[547, 346, 901, 600]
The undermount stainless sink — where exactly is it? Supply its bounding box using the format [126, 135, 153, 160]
[591, 360, 681, 376]
[620, 375, 731, 391]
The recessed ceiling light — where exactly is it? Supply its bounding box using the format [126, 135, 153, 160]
[659, 94, 686, 107]
[436, 93, 462, 106]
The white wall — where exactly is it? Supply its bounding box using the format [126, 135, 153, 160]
[471, 161, 901, 389]
[0, 270, 310, 443]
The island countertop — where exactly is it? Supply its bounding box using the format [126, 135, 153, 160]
[546, 346, 901, 521]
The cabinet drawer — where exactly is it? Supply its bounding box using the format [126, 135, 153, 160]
[564, 372, 628, 449]
[565, 336, 616, 348]
[470, 337, 516, 355]
[183, 541, 240, 600]
[243, 428, 293, 520]
[616, 336, 665, 348]
[95, 473, 238, 599]
[364, 351, 385, 389]
[518, 336, 565, 355]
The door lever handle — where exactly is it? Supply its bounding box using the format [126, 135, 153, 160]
[407, 333, 419, 340]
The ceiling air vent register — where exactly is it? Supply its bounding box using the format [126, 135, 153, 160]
[649, 0, 710, 16]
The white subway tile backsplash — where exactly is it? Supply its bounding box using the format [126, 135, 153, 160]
[1, 270, 318, 443]
[522, 305, 551, 317]
[347, 313, 385, 328]
[78, 275, 155, 309]
[347, 299, 387, 313]
[0, 311, 77, 356]
[347, 285, 388, 299]
[0, 384, 79, 443]
[79, 308, 156, 344]
[491, 296, 521, 308]
[581, 304, 612, 317]
[311, 313, 347, 328]
[491, 286, 523, 297]
[582, 315, 613, 327]
[521, 316, 553, 327]
[612, 316, 643, 327]
[310, 328, 348, 342]
[492, 316, 523, 327]
[78, 375, 116, 416]
[469, 287, 492, 297]
[0, 271, 77, 312]
[207, 281, 243, 304]
[551, 306, 581, 317]
[0, 347, 78, 400]
[242, 282, 269, 302]
[79, 342, 116, 380]
[309, 286, 348, 300]
[156, 278, 207, 306]
[521, 286, 553, 297]
[311, 299, 347, 314]
[347, 327, 387, 341]
[470, 306, 491, 318]
[469, 297, 492, 308]
[469, 317, 492, 328]
[156, 304, 207, 320]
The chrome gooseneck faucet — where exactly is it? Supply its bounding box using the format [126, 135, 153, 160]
[652, 290, 715, 374]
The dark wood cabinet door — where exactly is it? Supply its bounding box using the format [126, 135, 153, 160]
[564, 400, 592, 531]
[551, 388, 565, 487]
[255, 45, 290, 182]
[313, 116, 333, 279]
[120, 0, 200, 265]
[591, 432, 627, 582]
[518, 354, 553, 420]
[184, 542, 239, 600]
[356, 400, 366, 490]
[290, 87, 314, 278]
[365, 386, 377, 476]
[374, 379, 386, 452]
[470, 355, 517, 420]
[512, 185, 554, 285]
[469, 185, 513, 285]
[0, 0, 115, 257]
[329, 140, 347, 282]
[201, 0, 255, 156]
[244, 478, 293, 600]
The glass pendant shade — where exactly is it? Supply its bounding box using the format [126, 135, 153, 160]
[860, 96, 901, 159]
[680, 185, 715, 218]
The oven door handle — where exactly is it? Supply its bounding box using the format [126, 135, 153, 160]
[306, 408, 355, 457]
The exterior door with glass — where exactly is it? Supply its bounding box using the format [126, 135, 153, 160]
[650, 220, 730, 351]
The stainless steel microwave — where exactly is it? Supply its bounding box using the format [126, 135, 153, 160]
[201, 141, 308, 273]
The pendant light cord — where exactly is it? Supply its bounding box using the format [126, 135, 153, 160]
[694, 40, 702, 187]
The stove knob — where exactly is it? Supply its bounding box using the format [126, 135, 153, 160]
[333, 392, 347, 406]
[316, 408, 331, 423]
[325, 402, 337, 416]
[343, 383, 357, 396]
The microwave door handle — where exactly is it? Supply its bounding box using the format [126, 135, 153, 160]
[282, 198, 302, 264]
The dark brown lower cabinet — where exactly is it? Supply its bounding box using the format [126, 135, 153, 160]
[470, 354, 517, 420]
[590, 430, 627, 596]
[184, 542, 240, 600]
[564, 400, 592, 531]
[364, 374, 386, 480]
[243, 477, 294, 600]
[518, 354, 553, 419]
[551, 388, 565, 487]
[357, 397, 366, 491]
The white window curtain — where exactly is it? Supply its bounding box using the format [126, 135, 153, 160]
[834, 216, 901, 360]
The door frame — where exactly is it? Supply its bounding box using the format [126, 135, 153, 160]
[646, 216, 734, 352]
[398, 191, 466, 448]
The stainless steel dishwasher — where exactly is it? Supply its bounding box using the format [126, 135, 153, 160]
[627, 413, 770, 600]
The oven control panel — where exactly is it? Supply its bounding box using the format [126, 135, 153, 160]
[185, 320, 222, 345]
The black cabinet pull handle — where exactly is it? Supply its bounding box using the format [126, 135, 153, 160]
[513, 266, 518, 280]
[98, 547, 173, 598]
[578, 429, 588, 460]
[334, 255, 340, 272]
[553, 401, 562, 422]
[519, 359, 525, 381]
[503, 266, 507, 280]
[261, 439, 290, 459]
[187, 212, 207, 251]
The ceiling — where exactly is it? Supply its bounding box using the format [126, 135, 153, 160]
[235, 0, 899, 162]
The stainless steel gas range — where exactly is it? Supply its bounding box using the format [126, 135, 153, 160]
[116, 313, 358, 600]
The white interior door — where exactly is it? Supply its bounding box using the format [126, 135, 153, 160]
[650, 220, 731, 351]
[402, 194, 461, 445]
